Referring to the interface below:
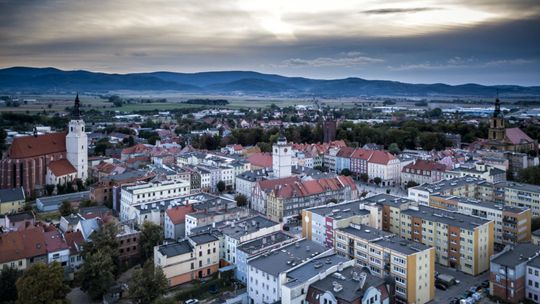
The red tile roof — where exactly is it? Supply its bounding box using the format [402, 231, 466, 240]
[165, 205, 195, 225]
[121, 144, 152, 155]
[44, 228, 69, 253]
[366, 150, 396, 165]
[8, 132, 66, 159]
[247, 152, 273, 168]
[505, 128, 534, 145]
[257, 176, 300, 191]
[64, 230, 85, 255]
[0, 227, 47, 263]
[271, 175, 357, 199]
[47, 159, 77, 177]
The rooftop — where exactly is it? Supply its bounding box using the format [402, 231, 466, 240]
[158, 240, 193, 257]
[0, 187, 25, 202]
[411, 176, 487, 194]
[237, 231, 295, 255]
[248, 239, 327, 277]
[402, 205, 491, 230]
[492, 243, 540, 268]
[433, 195, 528, 214]
[189, 233, 219, 245]
[307, 200, 372, 219]
[37, 191, 90, 208]
[362, 193, 414, 208]
[285, 253, 349, 288]
[505, 182, 540, 193]
[222, 215, 279, 240]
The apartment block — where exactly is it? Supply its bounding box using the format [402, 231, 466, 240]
[302, 200, 381, 248]
[430, 195, 531, 246]
[400, 205, 494, 275]
[154, 233, 219, 287]
[527, 255, 540, 303]
[334, 225, 435, 304]
[362, 193, 417, 235]
[505, 182, 540, 217]
[408, 176, 491, 205]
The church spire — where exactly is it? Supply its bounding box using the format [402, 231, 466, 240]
[73, 93, 81, 120]
[493, 90, 501, 118]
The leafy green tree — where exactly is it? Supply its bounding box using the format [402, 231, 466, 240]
[139, 222, 164, 262]
[0, 128, 7, 152]
[45, 184, 55, 196]
[405, 181, 419, 188]
[82, 222, 119, 270]
[129, 260, 168, 304]
[518, 166, 540, 186]
[388, 143, 400, 155]
[373, 177, 382, 186]
[16, 262, 68, 304]
[216, 181, 226, 193]
[234, 194, 248, 207]
[340, 169, 352, 176]
[0, 266, 22, 303]
[58, 200, 74, 216]
[359, 173, 369, 183]
[80, 250, 116, 300]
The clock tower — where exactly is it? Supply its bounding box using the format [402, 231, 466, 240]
[66, 94, 88, 180]
[272, 131, 292, 178]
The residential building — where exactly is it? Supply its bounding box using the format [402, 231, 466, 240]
[252, 176, 300, 214]
[362, 193, 417, 235]
[0, 187, 25, 215]
[444, 162, 506, 183]
[400, 160, 446, 186]
[490, 243, 540, 303]
[4, 211, 35, 231]
[154, 233, 219, 286]
[533, 229, 540, 245]
[408, 176, 490, 205]
[235, 169, 270, 200]
[526, 255, 540, 303]
[334, 225, 435, 304]
[36, 191, 90, 212]
[185, 207, 251, 237]
[117, 223, 140, 263]
[302, 200, 381, 248]
[505, 182, 540, 217]
[0, 226, 53, 270]
[164, 205, 194, 240]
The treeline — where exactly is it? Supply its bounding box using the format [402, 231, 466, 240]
[184, 98, 229, 105]
[0, 112, 69, 131]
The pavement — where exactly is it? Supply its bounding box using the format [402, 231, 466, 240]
[431, 264, 490, 303]
[66, 287, 93, 304]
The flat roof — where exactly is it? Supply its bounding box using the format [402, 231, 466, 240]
[248, 239, 327, 277]
[411, 177, 487, 194]
[505, 182, 540, 193]
[237, 231, 295, 255]
[158, 240, 192, 257]
[222, 215, 279, 240]
[361, 193, 413, 207]
[432, 195, 529, 214]
[307, 200, 371, 219]
[189, 233, 218, 245]
[492, 243, 540, 268]
[285, 253, 349, 288]
[402, 205, 491, 230]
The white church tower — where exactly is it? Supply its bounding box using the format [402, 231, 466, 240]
[272, 130, 292, 178]
[66, 94, 88, 180]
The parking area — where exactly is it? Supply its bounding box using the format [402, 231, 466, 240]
[431, 264, 491, 303]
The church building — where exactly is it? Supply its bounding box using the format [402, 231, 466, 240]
[0, 95, 88, 196]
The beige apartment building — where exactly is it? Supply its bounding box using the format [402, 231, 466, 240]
[505, 182, 540, 217]
[335, 225, 435, 304]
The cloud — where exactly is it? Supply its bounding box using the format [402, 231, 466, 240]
[279, 53, 383, 68]
[388, 57, 535, 71]
[362, 7, 438, 15]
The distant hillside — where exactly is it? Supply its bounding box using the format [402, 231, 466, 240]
[1, 66, 540, 97]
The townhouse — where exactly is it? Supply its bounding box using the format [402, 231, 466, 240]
[154, 233, 220, 287]
[252, 176, 300, 214]
[302, 200, 381, 248]
[429, 195, 531, 247]
[266, 175, 358, 222]
[334, 225, 435, 304]
[0, 187, 25, 215]
[400, 159, 446, 186]
[164, 205, 194, 240]
[235, 168, 271, 200]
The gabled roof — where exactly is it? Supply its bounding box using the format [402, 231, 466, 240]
[247, 152, 272, 168]
[257, 176, 300, 191]
[64, 230, 85, 255]
[8, 132, 66, 159]
[367, 150, 396, 165]
[165, 205, 194, 225]
[48, 159, 77, 177]
[0, 227, 47, 263]
[505, 128, 534, 145]
[0, 187, 25, 202]
[44, 228, 69, 253]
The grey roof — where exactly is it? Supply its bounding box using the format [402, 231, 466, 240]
[309, 266, 386, 303]
[134, 193, 234, 214]
[433, 195, 528, 214]
[158, 240, 193, 257]
[533, 229, 540, 237]
[236, 169, 271, 182]
[505, 182, 540, 193]
[189, 233, 218, 245]
[411, 177, 487, 194]
[362, 193, 413, 208]
[37, 191, 90, 207]
[0, 187, 25, 202]
[285, 253, 349, 288]
[222, 215, 279, 240]
[237, 231, 295, 255]
[492, 243, 540, 268]
[101, 169, 148, 182]
[402, 205, 491, 230]
[307, 200, 371, 219]
[528, 255, 540, 269]
[291, 165, 336, 179]
[5, 211, 34, 222]
[338, 225, 393, 241]
[248, 239, 327, 277]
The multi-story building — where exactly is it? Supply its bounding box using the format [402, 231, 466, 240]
[235, 169, 270, 200]
[334, 225, 435, 304]
[408, 176, 491, 205]
[490, 243, 540, 303]
[163, 205, 194, 240]
[444, 162, 506, 183]
[400, 204, 494, 275]
[505, 182, 540, 217]
[154, 233, 219, 287]
[400, 159, 446, 186]
[266, 175, 358, 222]
[120, 179, 190, 221]
[362, 193, 417, 235]
[251, 176, 300, 214]
[302, 200, 381, 248]
[0, 187, 25, 215]
[247, 239, 329, 304]
[235, 231, 295, 284]
[184, 207, 250, 237]
[527, 255, 540, 303]
[117, 223, 140, 263]
[429, 195, 531, 247]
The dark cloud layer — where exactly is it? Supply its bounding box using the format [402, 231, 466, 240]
[0, 0, 539, 85]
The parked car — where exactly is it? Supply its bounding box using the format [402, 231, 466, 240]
[436, 283, 448, 290]
[185, 300, 199, 304]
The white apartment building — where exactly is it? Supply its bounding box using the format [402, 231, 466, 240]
[527, 256, 540, 303]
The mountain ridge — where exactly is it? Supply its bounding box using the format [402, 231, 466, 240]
[1, 66, 539, 97]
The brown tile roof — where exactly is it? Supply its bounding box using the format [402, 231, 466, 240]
[505, 128, 534, 145]
[258, 176, 300, 191]
[165, 205, 195, 225]
[44, 228, 69, 253]
[366, 150, 396, 165]
[64, 230, 85, 255]
[402, 160, 446, 173]
[0, 227, 47, 263]
[272, 175, 356, 199]
[121, 144, 152, 155]
[48, 159, 77, 176]
[8, 132, 66, 159]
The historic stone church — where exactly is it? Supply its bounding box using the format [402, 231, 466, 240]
[473, 97, 537, 152]
[0, 95, 88, 196]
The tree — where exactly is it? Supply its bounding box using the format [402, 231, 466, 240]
[139, 222, 164, 262]
[16, 262, 68, 304]
[0, 266, 22, 303]
[234, 194, 248, 207]
[129, 260, 168, 304]
[340, 169, 352, 176]
[80, 250, 116, 300]
[388, 143, 400, 155]
[373, 177, 382, 186]
[58, 200, 74, 216]
[405, 181, 419, 189]
[79, 199, 97, 208]
[216, 181, 226, 193]
[0, 128, 7, 152]
[45, 184, 55, 196]
[359, 173, 369, 183]
[517, 166, 540, 186]
[82, 222, 119, 271]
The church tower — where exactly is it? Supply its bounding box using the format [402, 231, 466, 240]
[272, 130, 292, 178]
[66, 94, 88, 180]
[488, 95, 506, 141]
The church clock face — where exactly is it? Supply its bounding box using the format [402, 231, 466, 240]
[284, 148, 288, 153]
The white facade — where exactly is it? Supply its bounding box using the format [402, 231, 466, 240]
[407, 187, 431, 205]
[368, 158, 401, 186]
[527, 263, 540, 303]
[273, 136, 292, 178]
[66, 119, 88, 179]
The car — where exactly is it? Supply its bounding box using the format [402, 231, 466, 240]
[185, 300, 199, 304]
[208, 285, 219, 294]
[435, 283, 448, 290]
[481, 280, 489, 288]
[455, 279, 461, 284]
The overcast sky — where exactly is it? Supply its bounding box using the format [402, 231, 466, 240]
[1, 0, 539, 85]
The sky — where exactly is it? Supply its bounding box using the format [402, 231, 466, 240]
[0, 0, 539, 85]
